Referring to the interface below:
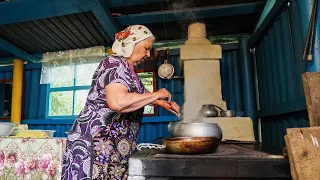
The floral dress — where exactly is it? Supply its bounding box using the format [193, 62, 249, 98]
[61, 55, 146, 180]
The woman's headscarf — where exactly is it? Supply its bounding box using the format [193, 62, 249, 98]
[112, 25, 154, 57]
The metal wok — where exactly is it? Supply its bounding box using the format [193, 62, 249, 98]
[137, 136, 220, 155]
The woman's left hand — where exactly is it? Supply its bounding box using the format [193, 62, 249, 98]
[169, 101, 180, 115]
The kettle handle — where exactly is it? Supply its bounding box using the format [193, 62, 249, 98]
[213, 104, 224, 111]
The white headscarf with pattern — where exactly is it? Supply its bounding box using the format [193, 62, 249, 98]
[112, 25, 154, 57]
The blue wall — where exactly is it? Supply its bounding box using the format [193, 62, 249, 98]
[0, 45, 244, 143]
[221, 49, 243, 113]
[253, 1, 310, 147]
[261, 111, 309, 148]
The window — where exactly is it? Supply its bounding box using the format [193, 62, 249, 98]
[0, 79, 12, 120]
[136, 70, 157, 116]
[47, 63, 99, 117]
[47, 64, 157, 117]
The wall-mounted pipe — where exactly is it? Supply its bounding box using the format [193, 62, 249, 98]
[239, 36, 257, 139]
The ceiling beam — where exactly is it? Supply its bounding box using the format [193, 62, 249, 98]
[0, 0, 91, 25]
[115, 2, 265, 25]
[107, 0, 161, 8]
[0, 38, 39, 63]
[90, 0, 120, 41]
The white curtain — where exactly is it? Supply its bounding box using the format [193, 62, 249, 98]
[40, 46, 107, 84]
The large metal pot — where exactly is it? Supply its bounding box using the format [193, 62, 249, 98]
[168, 121, 180, 136]
[172, 122, 222, 141]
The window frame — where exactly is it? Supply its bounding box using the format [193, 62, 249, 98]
[45, 64, 91, 118]
[135, 68, 158, 116]
[46, 65, 158, 118]
[0, 79, 13, 120]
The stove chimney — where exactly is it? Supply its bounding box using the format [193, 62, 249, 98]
[178, 23, 255, 142]
[180, 22, 227, 122]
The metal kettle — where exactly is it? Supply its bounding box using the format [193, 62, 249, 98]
[198, 104, 224, 117]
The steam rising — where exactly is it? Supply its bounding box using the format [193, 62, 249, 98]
[166, 0, 199, 39]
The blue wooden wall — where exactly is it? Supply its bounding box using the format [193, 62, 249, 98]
[0, 46, 244, 143]
[254, 1, 310, 147]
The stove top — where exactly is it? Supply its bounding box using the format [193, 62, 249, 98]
[154, 144, 271, 159]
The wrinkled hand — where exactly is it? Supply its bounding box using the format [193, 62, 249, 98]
[168, 101, 180, 115]
[156, 100, 180, 116]
[155, 88, 171, 102]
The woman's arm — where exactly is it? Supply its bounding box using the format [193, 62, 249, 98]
[105, 83, 170, 113]
[144, 91, 163, 106]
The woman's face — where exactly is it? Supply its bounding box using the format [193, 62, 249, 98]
[129, 37, 154, 66]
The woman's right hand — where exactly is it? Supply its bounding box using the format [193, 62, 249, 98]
[155, 88, 171, 102]
[156, 100, 180, 116]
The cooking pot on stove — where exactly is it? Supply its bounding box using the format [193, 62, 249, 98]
[172, 122, 222, 141]
[168, 121, 180, 136]
[139, 122, 223, 154]
[137, 137, 220, 154]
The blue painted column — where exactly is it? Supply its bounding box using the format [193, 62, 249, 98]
[298, 0, 314, 40]
[239, 36, 257, 139]
[307, 0, 320, 72]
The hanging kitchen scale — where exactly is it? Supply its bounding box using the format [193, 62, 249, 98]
[158, 49, 175, 79]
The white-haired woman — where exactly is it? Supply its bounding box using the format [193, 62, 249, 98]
[61, 25, 180, 179]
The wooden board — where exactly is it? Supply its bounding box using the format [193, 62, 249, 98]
[284, 135, 297, 180]
[302, 72, 320, 127]
[286, 127, 320, 179]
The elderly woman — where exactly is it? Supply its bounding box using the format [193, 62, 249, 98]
[61, 25, 180, 180]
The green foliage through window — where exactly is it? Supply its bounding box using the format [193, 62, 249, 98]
[48, 63, 98, 117]
[137, 72, 155, 115]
